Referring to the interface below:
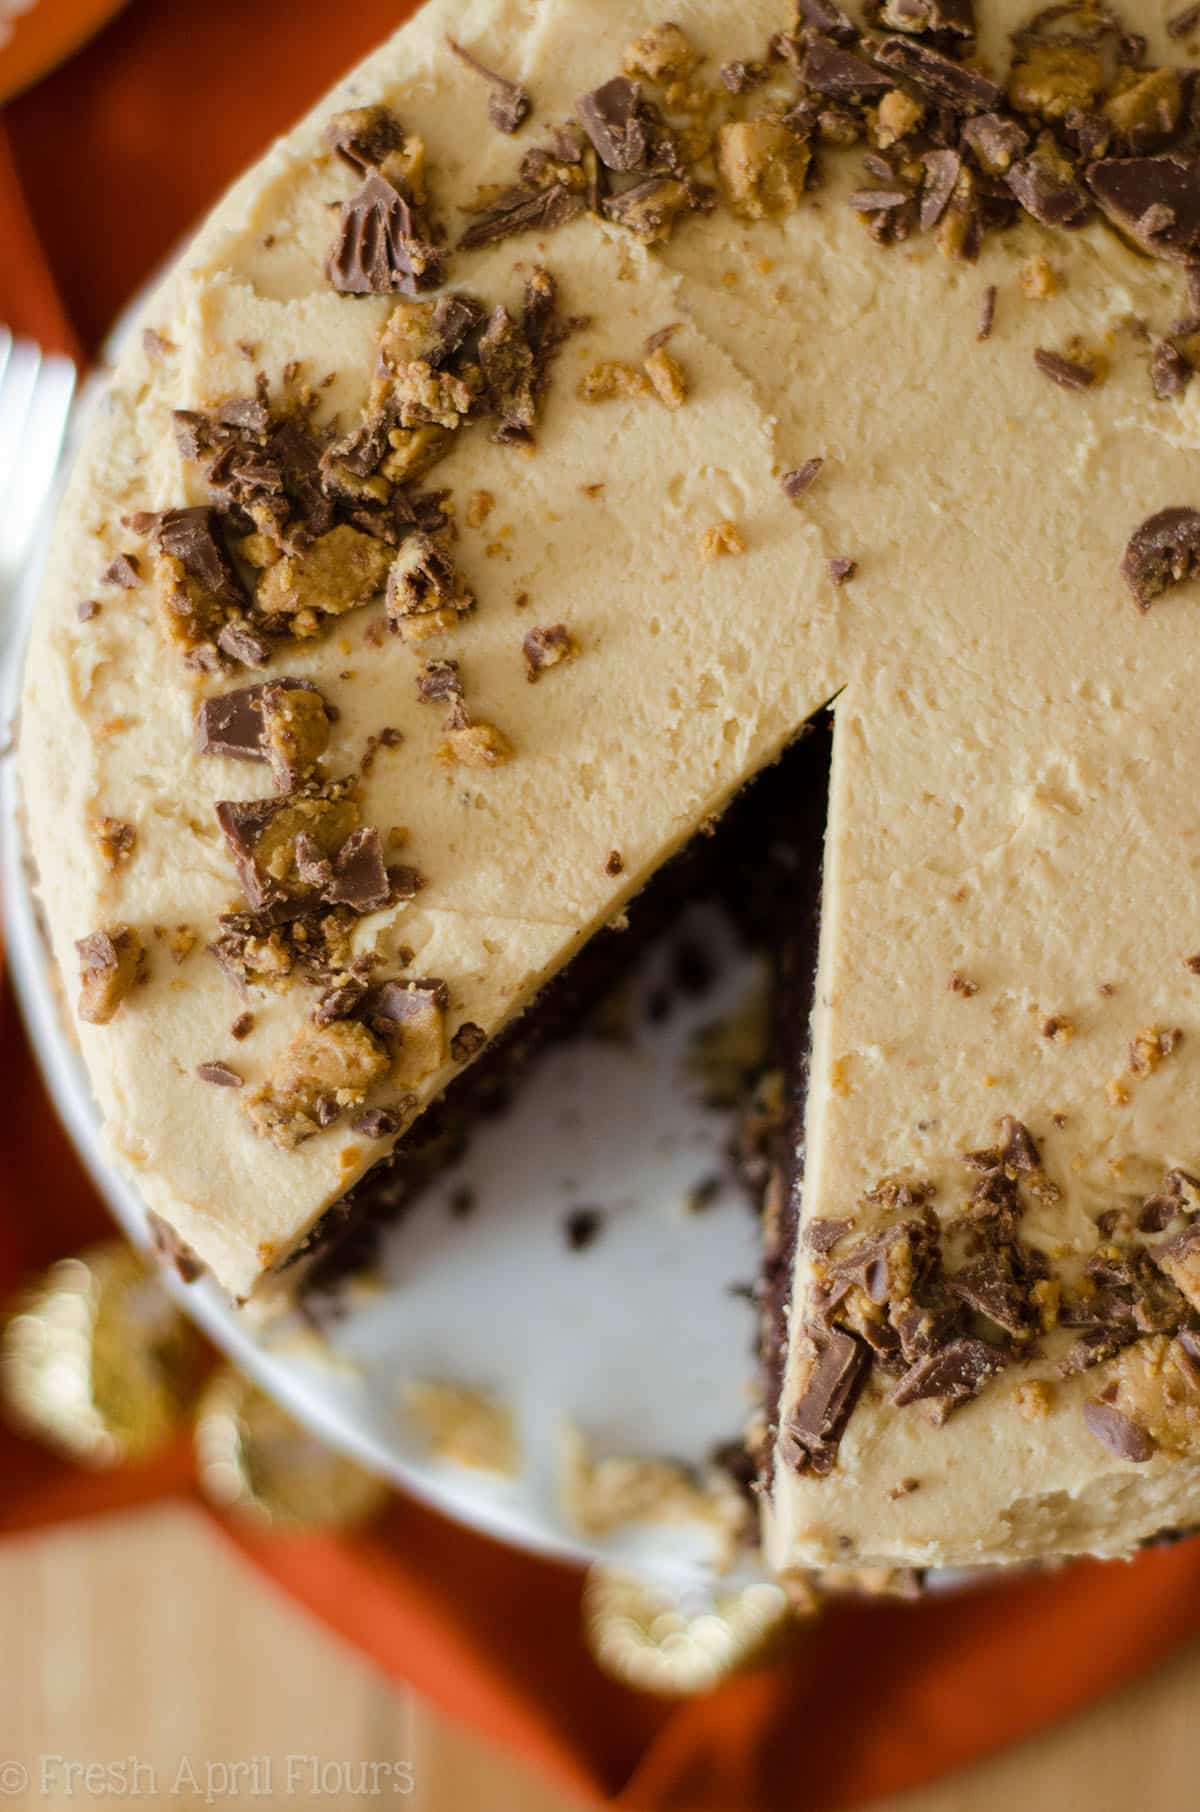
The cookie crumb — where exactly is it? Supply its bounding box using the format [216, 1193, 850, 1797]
[643, 346, 688, 408]
[1015, 1379, 1054, 1422]
[1021, 256, 1058, 300]
[700, 521, 745, 561]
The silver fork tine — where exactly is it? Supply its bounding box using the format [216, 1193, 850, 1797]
[0, 339, 42, 531]
[0, 343, 76, 622]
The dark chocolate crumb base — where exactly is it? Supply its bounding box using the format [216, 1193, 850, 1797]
[735, 717, 836, 1490]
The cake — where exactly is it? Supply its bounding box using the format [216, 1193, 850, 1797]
[20, 0, 1200, 1569]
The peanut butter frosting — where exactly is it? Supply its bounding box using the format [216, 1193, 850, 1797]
[19, 0, 1200, 1566]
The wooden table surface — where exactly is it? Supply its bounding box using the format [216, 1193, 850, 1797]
[3, 1504, 1198, 1812]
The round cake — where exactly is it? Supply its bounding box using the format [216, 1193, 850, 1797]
[20, 0, 1200, 1569]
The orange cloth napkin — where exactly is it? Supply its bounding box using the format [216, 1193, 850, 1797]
[5, 7, 1200, 1806]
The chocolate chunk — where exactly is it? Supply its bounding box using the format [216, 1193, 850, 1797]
[446, 36, 531, 134]
[313, 975, 371, 1026]
[324, 106, 407, 173]
[416, 659, 463, 704]
[1058, 1327, 1135, 1376]
[966, 1165, 1020, 1225]
[890, 1336, 1003, 1415]
[1152, 336, 1193, 399]
[920, 148, 962, 229]
[1007, 155, 1090, 227]
[1087, 157, 1200, 263]
[1033, 347, 1097, 390]
[977, 283, 997, 340]
[458, 181, 585, 250]
[999, 1116, 1040, 1171]
[1085, 1245, 1186, 1335]
[146, 1210, 207, 1283]
[215, 798, 292, 911]
[882, 0, 975, 35]
[894, 1296, 968, 1371]
[520, 267, 575, 380]
[321, 414, 393, 488]
[172, 410, 211, 461]
[196, 1061, 244, 1088]
[387, 532, 473, 628]
[827, 1219, 932, 1310]
[961, 113, 1029, 176]
[478, 304, 538, 442]
[1060, 1285, 1133, 1334]
[197, 679, 327, 794]
[103, 553, 140, 588]
[76, 925, 143, 1025]
[802, 1217, 853, 1254]
[1082, 1399, 1155, 1461]
[392, 487, 453, 540]
[364, 979, 449, 1081]
[782, 459, 824, 500]
[352, 1106, 402, 1138]
[1149, 1221, 1200, 1311]
[848, 186, 913, 211]
[432, 293, 487, 362]
[605, 850, 624, 877]
[829, 556, 857, 583]
[328, 174, 443, 296]
[216, 395, 271, 436]
[77, 600, 101, 622]
[1139, 1192, 1183, 1233]
[1169, 3, 1200, 37]
[796, 0, 858, 39]
[295, 833, 336, 895]
[523, 623, 575, 680]
[231, 1011, 255, 1040]
[1065, 109, 1111, 164]
[266, 418, 333, 536]
[873, 37, 1003, 111]
[196, 683, 275, 759]
[577, 76, 663, 173]
[951, 1247, 1035, 1337]
[565, 1206, 605, 1252]
[1121, 506, 1200, 608]
[155, 507, 246, 610]
[450, 1021, 487, 1061]
[864, 148, 908, 178]
[1166, 1167, 1200, 1205]
[720, 61, 765, 94]
[779, 1330, 869, 1473]
[217, 621, 272, 669]
[326, 827, 390, 913]
[367, 977, 449, 1024]
[601, 174, 712, 242]
[800, 40, 894, 99]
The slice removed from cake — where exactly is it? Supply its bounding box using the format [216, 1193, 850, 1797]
[19, 0, 1200, 1566]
